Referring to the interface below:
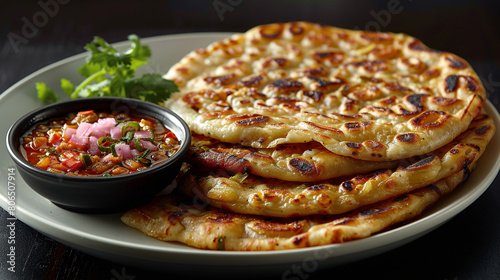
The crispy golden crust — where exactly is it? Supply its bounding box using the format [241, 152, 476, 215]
[185, 133, 399, 182]
[178, 114, 494, 217]
[165, 22, 486, 161]
[121, 163, 474, 251]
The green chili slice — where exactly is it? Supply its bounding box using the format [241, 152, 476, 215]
[134, 138, 143, 152]
[122, 131, 135, 142]
[139, 149, 150, 158]
[216, 236, 225, 250]
[110, 143, 118, 157]
[80, 153, 93, 167]
[144, 129, 155, 141]
[121, 121, 140, 137]
[97, 136, 118, 152]
[136, 157, 151, 165]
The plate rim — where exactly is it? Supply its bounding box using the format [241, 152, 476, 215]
[1, 32, 499, 269]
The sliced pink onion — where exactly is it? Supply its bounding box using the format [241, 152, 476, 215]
[63, 127, 76, 140]
[88, 136, 99, 155]
[68, 134, 88, 146]
[131, 149, 140, 158]
[76, 122, 93, 137]
[90, 123, 108, 138]
[134, 130, 152, 139]
[139, 140, 158, 151]
[101, 154, 114, 162]
[114, 143, 132, 159]
[97, 118, 116, 131]
[110, 125, 123, 140]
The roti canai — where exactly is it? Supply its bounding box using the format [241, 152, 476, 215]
[165, 22, 485, 161]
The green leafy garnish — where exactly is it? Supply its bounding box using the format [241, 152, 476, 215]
[36, 82, 58, 103]
[36, 34, 178, 104]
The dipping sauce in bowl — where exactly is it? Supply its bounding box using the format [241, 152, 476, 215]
[21, 110, 181, 177]
[6, 97, 191, 213]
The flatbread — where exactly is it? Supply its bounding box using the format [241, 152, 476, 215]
[121, 162, 474, 251]
[186, 133, 399, 182]
[178, 114, 494, 217]
[164, 22, 485, 161]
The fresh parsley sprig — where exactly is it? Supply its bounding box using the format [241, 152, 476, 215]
[36, 34, 178, 104]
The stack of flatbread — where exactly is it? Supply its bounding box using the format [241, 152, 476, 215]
[121, 22, 495, 251]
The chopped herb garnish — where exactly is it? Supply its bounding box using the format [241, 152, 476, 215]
[36, 34, 178, 104]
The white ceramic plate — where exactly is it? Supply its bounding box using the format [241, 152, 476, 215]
[1, 33, 500, 276]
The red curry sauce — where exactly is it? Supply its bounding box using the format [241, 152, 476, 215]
[20, 110, 181, 176]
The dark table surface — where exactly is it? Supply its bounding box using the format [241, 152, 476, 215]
[1, 1, 500, 279]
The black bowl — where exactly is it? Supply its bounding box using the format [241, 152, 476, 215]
[6, 97, 191, 213]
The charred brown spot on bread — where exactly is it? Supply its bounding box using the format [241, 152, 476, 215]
[405, 94, 426, 111]
[474, 125, 491, 135]
[261, 189, 288, 201]
[431, 96, 460, 106]
[364, 140, 384, 150]
[445, 75, 480, 93]
[204, 74, 237, 85]
[408, 39, 438, 52]
[268, 78, 303, 93]
[307, 76, 346, 91]
[396, 133, 419, 143]
[262, 57, 288, 68]
[288, 23, 305, 35]
[348, 60, 388, 72]
[312, 51, 345, 65]
[354, 170, 390, 182]
[346, 142, 362, 150]
[302, 90, 324, 102]
[402, 57, 427, 73]
[462, 166, 471, 184]
[191, 149, 252, 174]
[427, 184, 442, 196]
[208, 212, 237, 224]
[301, 67, 328, 77]
[344, 122, 361, 131]
[289, 158, 316, 175]
[250, 220, 306, 234]
[333, 217, 355, 225]
[360, 31, 393, 43]
[303, 121, 344, 134]
[372, 46, 401, 59]
[385, 83, 413, 95]
[341, 97, 360, 112]
[360, 207, 392, 216]
[307, 184, 328, 191]
[341, 181, 354, 191]
[238, 75, 264, 87]
[292, 235, 306, 246]
[411, 110, 449, 129]
[405, 155, 437, 170]
[445, 55, 467, 69]
[226, 114, 270, 126]
[181, 91, 204, 106]
[393, 195, 409, 202]
[422, 68, 441, 80]
[259, 24, 283, 39]
[445, 75, 460, 93]
[168, 210, 188, 225]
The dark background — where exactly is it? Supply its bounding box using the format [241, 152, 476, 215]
[1, 0, 500, 279]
